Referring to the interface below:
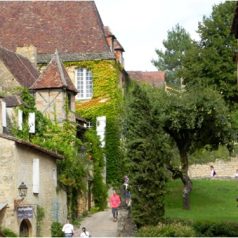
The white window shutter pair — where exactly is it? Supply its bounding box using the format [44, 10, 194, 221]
[18, 110, 35, 133]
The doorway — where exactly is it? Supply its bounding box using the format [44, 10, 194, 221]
[19, 219, 31, 237]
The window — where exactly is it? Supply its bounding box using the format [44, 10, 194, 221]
[75, 68, 93, 99]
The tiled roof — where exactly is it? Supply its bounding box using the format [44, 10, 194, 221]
[128, 71, 165, 87]
[0, 133, 64, 160]
[104, 26, 125, 52]
[4, 95, 22, 107]
[0, 47, 39, 87]
[0, 1, 113, 61]
[30, 51, 78, 94]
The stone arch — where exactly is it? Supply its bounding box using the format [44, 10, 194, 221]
[19, 219, 32, 237]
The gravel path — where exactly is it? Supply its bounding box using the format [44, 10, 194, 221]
[74, 208, 118, 237]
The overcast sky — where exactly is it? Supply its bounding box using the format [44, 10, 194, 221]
[94, 0, 224, 71]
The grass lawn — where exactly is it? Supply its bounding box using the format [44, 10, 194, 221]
[165, 179, 238, 222]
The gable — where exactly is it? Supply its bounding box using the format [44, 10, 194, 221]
[0, 60, 21, 90]
[0, 47, 39, 88]
[0, 1, 114, 62]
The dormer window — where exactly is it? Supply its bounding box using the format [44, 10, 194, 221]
[75, 68, 93, 100]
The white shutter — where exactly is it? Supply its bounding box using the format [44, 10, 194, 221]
[1, 101, 6, 127]
[32, 158, 39, 194]
[96, 116, 106, 148]
[18, 109, 23, 130]
[28, 112, 35, 133]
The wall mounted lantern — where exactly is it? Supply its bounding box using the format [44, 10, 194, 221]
[14, 182, 28, 210]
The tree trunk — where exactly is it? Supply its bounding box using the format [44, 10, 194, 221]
[180, 151, 192, 209]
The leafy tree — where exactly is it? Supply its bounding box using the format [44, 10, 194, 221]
[152, 24, 193, 88]
[151, 87, 233, 209]
[180, 1, 238, 106]
[124, 83, 169, 227]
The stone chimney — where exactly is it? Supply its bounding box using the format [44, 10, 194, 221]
[16, 45, 37, 68]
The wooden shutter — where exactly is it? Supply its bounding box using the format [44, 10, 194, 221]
[32, 158, 39, 194]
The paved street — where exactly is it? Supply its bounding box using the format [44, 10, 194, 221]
[74, 208, 118, 237]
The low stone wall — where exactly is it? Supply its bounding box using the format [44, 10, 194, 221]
[117, 208, 136, 237]
[188, 157, 238, 178]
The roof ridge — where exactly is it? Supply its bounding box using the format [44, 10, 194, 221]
[15, 53, 38, 83]
[54, 49, 67, 87]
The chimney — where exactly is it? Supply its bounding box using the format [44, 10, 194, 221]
[16, 45, 37, 68]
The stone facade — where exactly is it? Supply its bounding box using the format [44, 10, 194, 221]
[34, 89, 76, 123]
[0, 61, 20, 93]
[0, 135, 67, 237]
[188, 157, 238, 178]
[16, 45, 37, 68]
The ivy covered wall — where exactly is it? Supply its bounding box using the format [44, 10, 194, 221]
[65, 60, 124, 184]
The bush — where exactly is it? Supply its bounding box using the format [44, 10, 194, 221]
[51, 222, 64, 237]
[136, 222, 196, 237]
[2, 228, 17, 237]
[193, 221, 238, 237]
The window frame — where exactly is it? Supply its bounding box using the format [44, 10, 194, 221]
[75, 68, 93, 100]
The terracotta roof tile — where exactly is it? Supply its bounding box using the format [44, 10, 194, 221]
[31, 51, 78, 93]
[128, 71, 165, 87]
[0, 47, 39, 87]
[0, 1, 112, 60]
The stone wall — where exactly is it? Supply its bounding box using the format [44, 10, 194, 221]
[34, 89, 75, 123]
[0, 136, 67, 237]
[188, 157, 238, 178]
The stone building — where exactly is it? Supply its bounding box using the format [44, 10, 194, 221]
[0, 0, 126, 184]
[0, 133, 67, 237]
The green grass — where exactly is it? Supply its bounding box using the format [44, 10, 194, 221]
[165, 179, 238, 222]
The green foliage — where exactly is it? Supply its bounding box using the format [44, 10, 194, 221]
[51, 222, 64, 237]
[36, 205, 45, 237]
[68, 60, 123, 184]
[152, 86, 233, 171]
[193, 221, 238, 237]
[11, 88, 88, 219]
[152, 24, 193, 88]
[124, 83, 169, 227]
[1, 228, 17, 237]
[84, 129, 108, 210]
[136, 222, 196, 237]
[180, 1, 238, 106]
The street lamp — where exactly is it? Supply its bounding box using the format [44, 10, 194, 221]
[18, 182, 28, 198]
[14, 182, 28, 210]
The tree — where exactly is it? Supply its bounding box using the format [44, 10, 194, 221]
[151, 87, 233, 209]
[124, 83, 169, 227]
[180, 1, 238, 107]
[152, 24, 193, 88]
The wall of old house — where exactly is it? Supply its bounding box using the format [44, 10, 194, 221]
[188, 156, 238, 178]
[0, 62, 20, 92]
[16, 45, 37, 68]
[34, 89, 75, 123]
[0, 137, 17, 231]
[0, 137, 67, 237]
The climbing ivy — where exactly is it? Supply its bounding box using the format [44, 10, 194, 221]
[10, 88, 87, 219]
[65, 60, 124, 184]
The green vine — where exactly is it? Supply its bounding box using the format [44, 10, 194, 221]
[36, 205, 45, 237]
[65, 60, 124, 184]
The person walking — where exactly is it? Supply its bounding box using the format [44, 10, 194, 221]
[62, 219, 74, 237]
[80, 227, 91, 238]
[109, 190, 121, 222]
[210, 165, 216, 177]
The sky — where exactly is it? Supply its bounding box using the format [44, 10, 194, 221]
[94, 0, 225, 71]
